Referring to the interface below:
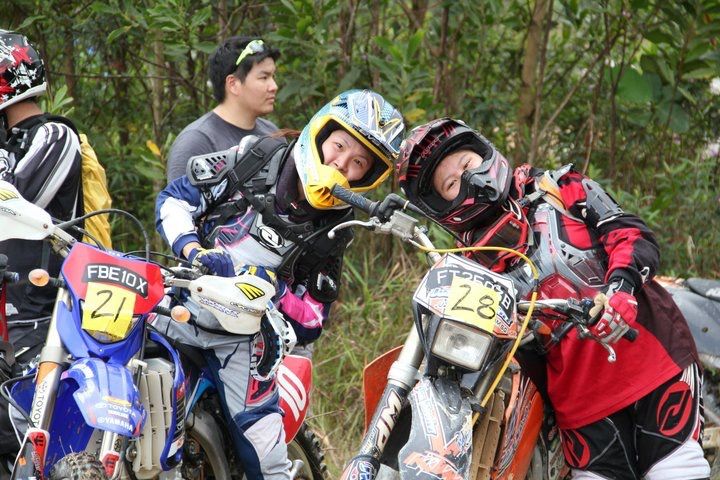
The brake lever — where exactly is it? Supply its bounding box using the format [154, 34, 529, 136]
[576, 324, 617, 363]
[327, 218, 381, 239]
[374, 193, 423, 222]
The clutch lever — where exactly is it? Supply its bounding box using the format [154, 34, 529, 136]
[327, 218, 381, 239]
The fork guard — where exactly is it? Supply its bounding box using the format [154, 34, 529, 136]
[63, 357, 146, 437]
[398, 377, 473, 479]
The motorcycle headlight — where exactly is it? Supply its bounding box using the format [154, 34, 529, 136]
[431, 320, 493, 371]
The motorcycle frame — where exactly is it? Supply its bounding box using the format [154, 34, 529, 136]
[339, 215, 547, 480]
[10, 244, 179, 480]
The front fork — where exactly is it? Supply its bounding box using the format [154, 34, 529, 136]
[340, 327, 424, 480]
[100, 431, 123, 478]
[12, 288, 70, 478]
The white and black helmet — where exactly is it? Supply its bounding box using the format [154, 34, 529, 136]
[0, 30, 47, 112]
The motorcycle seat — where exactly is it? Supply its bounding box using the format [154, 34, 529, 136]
[666, 286, 720, 359]
[686, 278, 720, 301]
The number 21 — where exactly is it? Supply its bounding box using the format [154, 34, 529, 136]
[91, 289, 126, 322]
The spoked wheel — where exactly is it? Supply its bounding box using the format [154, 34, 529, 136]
[49, 451, 107, 480]
[287, 424, 327, 480]
[181, 427, 230, 480]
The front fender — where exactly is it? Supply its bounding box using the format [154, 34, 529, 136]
[398, 377, 473, 479]
[63, 357, 145, 437]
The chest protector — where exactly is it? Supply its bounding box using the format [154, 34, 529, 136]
[188, 137, 353, 287]
[506, 203, 608, 301]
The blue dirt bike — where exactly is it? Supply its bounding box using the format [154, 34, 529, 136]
[0, 180, 325, 479]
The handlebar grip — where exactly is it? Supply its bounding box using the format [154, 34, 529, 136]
[331, 184, 376, 214]
[155, 306, 172, 317]
[587, 301, 638, 342]
[623, 327, 639, 342]
[2, 271, 19, 283]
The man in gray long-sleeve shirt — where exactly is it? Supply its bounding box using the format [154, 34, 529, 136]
[165, 36, 280, 182]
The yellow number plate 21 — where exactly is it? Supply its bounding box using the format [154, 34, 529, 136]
[81, 282, 136, 340]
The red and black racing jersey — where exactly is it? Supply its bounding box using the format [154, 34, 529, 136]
[518, 167, 698, 429]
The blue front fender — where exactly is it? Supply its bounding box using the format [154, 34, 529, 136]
[63, 357, 146, 437]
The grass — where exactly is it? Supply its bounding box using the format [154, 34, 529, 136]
[306, 228, 431, 476]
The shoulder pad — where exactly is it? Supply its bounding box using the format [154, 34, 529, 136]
[187, 146, 239, 186]
[546, 163, 574, 182]
[228, 135, 288, 189]
[580, 177, 624, 226]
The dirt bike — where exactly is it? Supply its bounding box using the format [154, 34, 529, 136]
[325, 185, 635, 480]
[0, 180, 326, 480]
[656, 276, 720, 476]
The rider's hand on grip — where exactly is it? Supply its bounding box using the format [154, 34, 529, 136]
[188, 248, 235, 277]
[238, 265, 278, 287]
[589, 291, 638, 344]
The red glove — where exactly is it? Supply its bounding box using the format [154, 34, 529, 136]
[589, 291, 638, 344]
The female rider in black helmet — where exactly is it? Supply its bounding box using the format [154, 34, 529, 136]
[397, 117, 709, 480]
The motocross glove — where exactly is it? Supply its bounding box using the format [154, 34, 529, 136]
[188, 248, 235, 277]
[238, 265, 278, 287]
[589, 280, 638, 345]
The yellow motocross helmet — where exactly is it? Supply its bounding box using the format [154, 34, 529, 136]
[293, 89, 405, 209]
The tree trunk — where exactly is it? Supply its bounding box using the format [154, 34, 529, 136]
[62, 26, 77, 101]
[408, 0, 429, 30]
[369, 0, 382, 87]
[527, 0, 554, 165]
[516, 0, 552, 163]
[217, 0, 228, 43]
[338, 0, 358, 79]
[150, 40, 165, 146]
[432, 5, 450, 104]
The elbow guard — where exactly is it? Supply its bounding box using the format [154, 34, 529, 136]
[581, 178, 624, 227]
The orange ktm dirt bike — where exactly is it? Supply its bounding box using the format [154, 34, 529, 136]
[325, 185, 630, 480]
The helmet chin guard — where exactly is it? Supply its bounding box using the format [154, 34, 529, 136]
[294, 152, 352, 209]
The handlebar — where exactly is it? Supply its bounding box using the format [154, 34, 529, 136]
[0, 254, 19, 284]
[331, 184, 425, 221]
[518, 297, 638, 341]
[518, 297, 638, 363]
